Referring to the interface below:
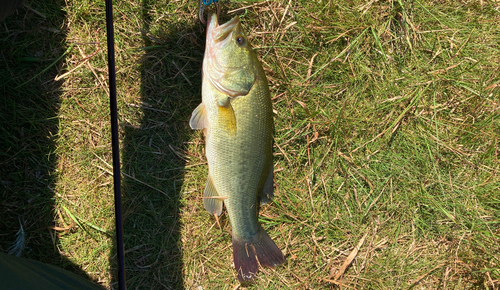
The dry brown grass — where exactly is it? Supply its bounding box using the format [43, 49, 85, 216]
[1, 0, 499, 289]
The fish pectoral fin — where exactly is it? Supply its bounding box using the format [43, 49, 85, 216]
[217, 98, 237, 135]
[203, 175, 223, 216]
[259, 166, 274, 204]
[189, 102, 208, 130]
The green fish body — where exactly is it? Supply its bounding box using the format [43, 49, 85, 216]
[190, 13, 285, 282]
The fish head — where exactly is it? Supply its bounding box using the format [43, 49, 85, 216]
[204, 13, 258, 98]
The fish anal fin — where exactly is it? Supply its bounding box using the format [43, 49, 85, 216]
[189, 103, 208, 130]
[232, 226, 285, 283]
[259, 166, 274, 204]
[203, 175, 223, 216]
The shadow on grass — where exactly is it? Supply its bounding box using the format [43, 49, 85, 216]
[115, 1, 205, 288]
[0, 1, 101, 285]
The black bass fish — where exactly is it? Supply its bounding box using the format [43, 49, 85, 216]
[190, 13, 285, 282]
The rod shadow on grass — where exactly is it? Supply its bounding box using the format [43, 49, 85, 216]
[0, 1, 102, 286]
[115, 1, 205, 288]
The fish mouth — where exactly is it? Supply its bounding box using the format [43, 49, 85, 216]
[207, 13, 240, 44]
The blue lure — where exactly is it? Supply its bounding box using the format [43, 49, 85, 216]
[202, 0, 219, 5]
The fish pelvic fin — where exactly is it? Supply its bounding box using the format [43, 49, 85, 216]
[189, 102, 208, 130]
[233, 226, 285, 283]
[203, 175, 223, 216]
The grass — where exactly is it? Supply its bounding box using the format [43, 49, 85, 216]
[1, 0, 499, 289]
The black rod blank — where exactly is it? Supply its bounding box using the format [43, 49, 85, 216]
[104, 0, 126, 289]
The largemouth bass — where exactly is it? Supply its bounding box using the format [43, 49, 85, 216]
[190, 13, 285, 282]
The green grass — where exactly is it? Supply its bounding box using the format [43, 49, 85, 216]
[1, 0, 499, 289]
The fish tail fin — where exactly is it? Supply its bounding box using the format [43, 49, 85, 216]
[233, 238, 259, 282]
[252, 226, 286, 268]
[233, 226, 285, 283]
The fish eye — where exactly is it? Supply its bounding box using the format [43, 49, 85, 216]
[236, 36, 245, 46]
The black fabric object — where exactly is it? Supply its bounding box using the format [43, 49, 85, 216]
[0, 0, 24, 21]
[0, 252, 103, 290]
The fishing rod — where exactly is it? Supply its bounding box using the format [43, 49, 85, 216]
[103, 1, 225, 289]
[104, 0, 126, 289]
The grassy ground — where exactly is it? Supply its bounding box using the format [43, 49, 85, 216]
[1, 0, 499, 289]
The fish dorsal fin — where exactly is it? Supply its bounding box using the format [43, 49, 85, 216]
[203, 175, 223, 216]
[189, 103, 208, 130]
[259, 166, 274, 204]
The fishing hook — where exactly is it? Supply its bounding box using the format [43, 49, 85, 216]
[198, 0, 220, 25]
